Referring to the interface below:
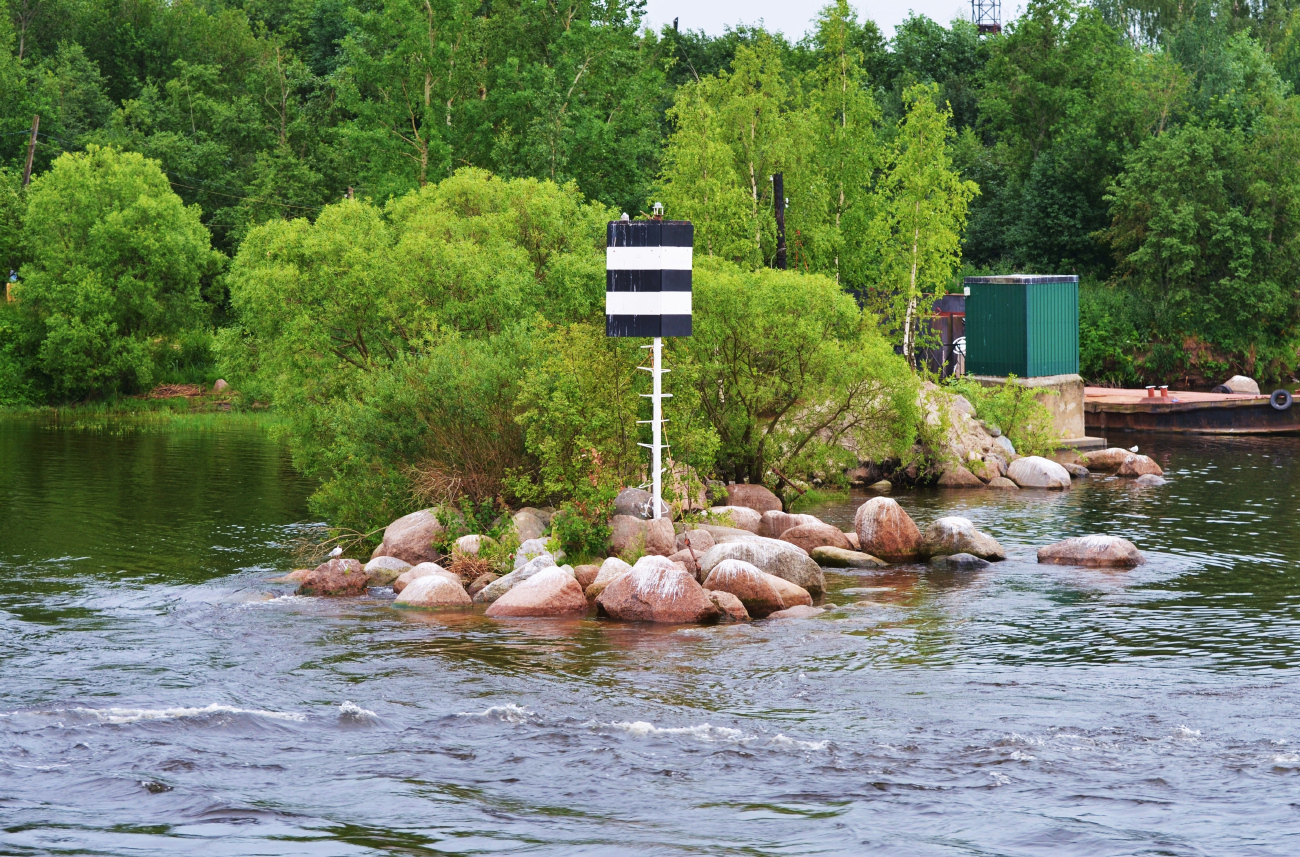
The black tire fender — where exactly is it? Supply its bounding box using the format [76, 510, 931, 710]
[1211, 384, 1232, 394]
[1270, 389, 1293, 411]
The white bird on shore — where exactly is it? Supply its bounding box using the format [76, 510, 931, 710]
[1129, 445, 1139, 453]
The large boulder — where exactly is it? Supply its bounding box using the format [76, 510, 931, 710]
[585, 556, 633, 599]
[762, 573, 812, 609]
[1007, 456, 1071, 490]
[467, 572, 498, 597]
[853, 497, 924, 562]
[707, 590, 750, 623]
[780, 522, 852, 553]
[708, 506, 762, 533]
[518, 507, 554, 527]
[1038, 536, 1146, 568]
[1117, 454, 1163, 477]
[394, 574, 472, 608]
[993, 436, 1016, 458]
[937, 465, 986, 488]
[922, 517, 1005, 561]
[573, 564, 601, 589]
[514, 538, 553, 569]
[363, 555, 411, 586]
[1061, 462, 1089, 478]
[667, 549, 701, 575]
[613, 487, 669, 520]
[297, 558, 369, 596]
[1222, 375, 1260, 395]
[376, 510, 444, 565]
[1135, 473, 1167, 487]
[607, 516, 675, 557]
[596, 562, 719, 623]
[512, 510, 546, 542]
[697, 540, 825, 597]
[758, 511, 821, 539]
[701, 559, 786, 618]
[485, 566, 587, 618]
[929, 553, 991, 571]
[473, 554, 557, 603]
[1083, 448, 1135, 472]
[392, 562, 453, 594]
[454, 534, 494, 556]
[675, 529, 715, 555]
[725, 483, 782, 514]
[810, 546, 885, 568]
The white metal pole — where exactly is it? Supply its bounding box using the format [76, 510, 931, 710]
[652, 336, 662, 520]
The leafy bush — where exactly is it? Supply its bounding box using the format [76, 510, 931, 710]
[1079, 280, 1144, 386]
[551, 486, 617, 563]
[678, 257, 918, 492]
[946, 375, 1060, 458]
[12, 146, 222, 399]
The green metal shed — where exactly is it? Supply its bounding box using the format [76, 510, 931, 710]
[964, 275, 1079, 377]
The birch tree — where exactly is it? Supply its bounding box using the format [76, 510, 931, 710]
[869, 83, 976, 367]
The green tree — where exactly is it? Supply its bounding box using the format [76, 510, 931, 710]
[869, 83, 976, 367]
[13, 145, 221, 398]
[678, 257, 918, 492]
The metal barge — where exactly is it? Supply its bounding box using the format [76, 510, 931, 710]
[1084, 387, 1300, 435]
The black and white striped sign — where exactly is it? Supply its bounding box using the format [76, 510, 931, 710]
[605, 219, 693, 337]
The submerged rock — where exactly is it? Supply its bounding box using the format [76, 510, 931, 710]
[928, 553, 991, 571]
[363, 555, 411, 586]
[780, 522, 851, 553]
[809, 546, 885, 568]
[923, 516, 1005, 561]
[725, 483, 782, 514]
[697, 540, 825, 597]
[1037, 535, 1146, 568]
[1135, 473, 1168, 487]
[297, 558, 368, 597]
[701, 559, 785, 618]
[486, 566, 586, 618]
[868, 480, 892, 494]
[767, 605, 824, 619]
[596, 562, 719, 624]
[1007, 456, 1072, 490]
[1061, 462, 1090, 478]
[394, 574, 472, 608]
[853, 497, 924, 562]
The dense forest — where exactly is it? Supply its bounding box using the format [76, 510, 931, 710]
[3, 0, 1300, 535]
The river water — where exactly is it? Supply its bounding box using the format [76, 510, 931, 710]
[1, 414, 1298, 856]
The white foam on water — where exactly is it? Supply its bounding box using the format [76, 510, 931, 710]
[1009, 750, 1036, 761]
[989, 772, 1011, 786]
[48, 704, 306, 725]
[1174, 725, 1201, 741]
[608, 720, 748, 741]
[1271, 753, 1300, 764]
[766, 733, 830, 751]
[338, 701, 377, 719]
[458, 703, 537, 723]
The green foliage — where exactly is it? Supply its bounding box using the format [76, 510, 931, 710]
[868, 83, 977, 364]
[551, 487, 616, 563]
[222, 170, 610, 532]
[678, 257, 919, 491]
[946, 375, 1060, 458]
[12, 146, 222, 399]
[1103, 118, 1300, 380]
[1079, 280, 1144, 385]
